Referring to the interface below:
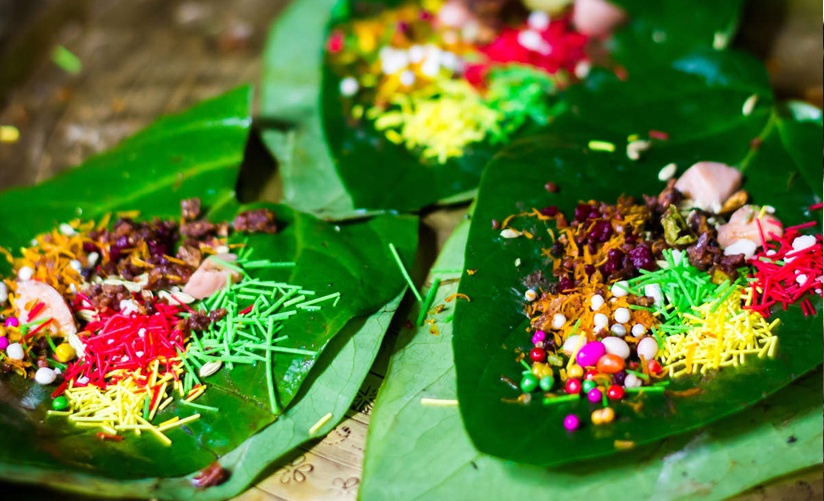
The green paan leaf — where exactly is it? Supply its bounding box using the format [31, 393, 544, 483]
[259, 0, 744, 219]
[452, 63, 822, 465]
[0, 88, 417, 492]
[6, 292, 405, 500]
[361, 218, 823, 500]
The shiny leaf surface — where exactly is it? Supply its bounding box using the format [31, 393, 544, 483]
[0, 88, 417, 493]
[452, 61, 822, 464]
[362, 218, 822, 500]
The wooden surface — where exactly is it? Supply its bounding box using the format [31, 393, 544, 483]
[0, 0, 821, 499]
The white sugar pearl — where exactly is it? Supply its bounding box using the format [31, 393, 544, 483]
[524, 289, 538, 302]
[87, 251, 100, 266]
[658, 163, 677, 181]
[399, 70, 416, 86]
[644, 284, 664, 306]
[0, 282, 7, 304]
[6, 342, 24, 361]
[59, 223, 77, 236]
[602, 336, 630, 359]
[339, 76, 359, 97]
[528, 11, 550, 30]
[551, 313, 566, 330]
[610, 280, 629, 297]
[637, 337, 659, 361]
[610, 324, 627, 336]
[796, 274, 808, 285]
[792, 235, 816, 251]
[613, 307, 631, 324]
[593, 313, 609, 328]
[408, 44, 425, 63]
[724, 239, 757, 259]
[17, 266, 34, 281]
[631, 324, 646, 337]
[69, 260, 83, 272]
[562, 334, 582, 353]
[590, 294, 605, 311]
[34, 367, 56, 385]
[624, 373, 642, 388]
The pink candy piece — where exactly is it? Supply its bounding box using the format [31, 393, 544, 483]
[587, 387, 603, 403]
[0, 337, 8, 350]
[4, 317, 19, 328]
[576, 341, 606, 367]
[563, 414, 581, 431]
[531, 330, 546, 345]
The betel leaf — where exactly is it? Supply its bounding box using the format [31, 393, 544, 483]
[452, 76, 822, 465]
[0, 87, 417, 488]
[361, 219, 823, 500]
[5, 292, 405, 500]
[608, 0, 746, 72]
[259, 0, 744, 219]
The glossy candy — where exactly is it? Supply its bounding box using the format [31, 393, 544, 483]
[582, 379, 597, 393]
[529, 347, 546, 363]
[521, 374, 539, 393]
[637, 336, 659, 361]
[596, 353, 625, 374]
[567, 365, 584, 379]
[531, 330, 546, 345]
[564, 378, 582, 394]
[607, 385, 625, 400]
[587, 387, 602, 403]
[591, 407, 616, 425]
[648, 359, 663, 375]
[52, 396, 69, 411]
[576, 341, 605, 367]
[601, 336, 630, 359]
[0, 336, 8, 351]
[539, 375, 554, 391]
[563, 414, 581, 431]
[583, 369, 598, 381]
[54, 343, 77, 363]
[4, 317, 19, 328]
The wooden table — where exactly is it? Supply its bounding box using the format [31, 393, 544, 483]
[0, 0, 821, 499]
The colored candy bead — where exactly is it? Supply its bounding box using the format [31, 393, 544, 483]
[596, 353, 625, 374]
[564, 378, 582, 394]
[52, 396, 69, 411]
[576, 341, 605, 367]
[521, 374, 539, 393]
[648, 359, 663, 375]
[5, 342, 24, 361]
[624, 373, 642, 388]
[601, 336, 630, 359]
[583, 369, 598, 381]
[0, 337, 8, 351]
[591, 407, 615, 425]
[562, 334, 582, 353]
[563, 414, 581, 431]
[54, 343, 77, 363]
[582, 379, 597, 393]
[567, 365, 584, 379]
[4, 317, 19, 328]
[34, 367, 56, 385]
[531, 330, 546, 345]
[613, 307, 631, 324]
[587, 387, 602, 403]
[607, 385, 625, 400]
[539, 375, 554, 391]
[637, 337, 659, 361]
[531, 362, 553, 379]
[529, 347, 546, 363]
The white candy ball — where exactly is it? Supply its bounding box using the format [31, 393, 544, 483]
[35, 367, 57, 385]
[602, 336, 630, 359]
[637, 337, 659, 361]
[613, 307, 631, 324]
